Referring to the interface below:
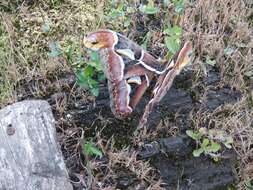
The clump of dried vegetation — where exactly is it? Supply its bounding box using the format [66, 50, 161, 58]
[0, 0, 252, 189]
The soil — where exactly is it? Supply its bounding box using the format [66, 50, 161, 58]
[16, 68, 241, 189]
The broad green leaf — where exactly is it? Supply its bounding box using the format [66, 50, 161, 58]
[165, 36, 180, 54]
[186, 130, 202, 141]
[172, 25, 182, 36]
[201, 138, 210, 147]
[87, 61, 102, 71]
[87, 51, 102, 71]
[210, 141, 221, 152]
[164, 25, 182, 36]
[84, 66, 94, 78]
[193, 148, 204, 157]
[84, 142, 103, 158]
[87, 78, 98, 89]
[75, 70, 89, 88]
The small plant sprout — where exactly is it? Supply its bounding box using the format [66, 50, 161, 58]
[139, 0, 159, 15]
[186, 128, 233, 161]
[83, 141, 103, 158]
[172, 0, 185, 14]
[164, 25, 182, 58]
[107, 1, 135, 28]
[75, 50, 104, 97]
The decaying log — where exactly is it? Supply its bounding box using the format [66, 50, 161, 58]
[0, 100, 73, 190]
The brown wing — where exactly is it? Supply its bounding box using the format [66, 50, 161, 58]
[98, 48, 125, 82]
[138, 41, 193, 128]
[116, 33, 167, 74]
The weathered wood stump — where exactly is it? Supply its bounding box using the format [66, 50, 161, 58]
[0, 100, 73, 190]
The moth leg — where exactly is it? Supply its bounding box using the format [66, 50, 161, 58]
[130, 73, 154, 109]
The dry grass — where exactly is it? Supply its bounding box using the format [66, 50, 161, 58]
[0, 0, 252, 189]
[183, 0, 252, 88]
[0, 0, 105, 107]
[183, 1, 252, 188]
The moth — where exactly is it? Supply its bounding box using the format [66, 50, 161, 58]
[83, 29, 192, 128]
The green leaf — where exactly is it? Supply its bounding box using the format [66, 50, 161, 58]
[87, 78, 98, 89]
[90, 87, 99, 97]
[205, 57, 216, 66]
[201, 138, 210, 147]
[98, 73, 105, 82]
[193, 148, 204, 157]
[87, 51, 102, 71]
[87, 61, 102, 71]
[224, 47, 235, 55]
[209, 141, 221, 153]
[109, 9, 124, 19]
[186, 130, 202, 141]
[84, 66, 94, 78]
[89, 50, 99, 61]
[165, 36, 180, 54]
[172, 0, 185, 14]
[165, 25, 182, 36]
[75, 70, 89, 88]
[172, 26, 182, 36]
[84, 142, 103, 158]
[175, 3, 184, 13]
[139, 4, 159, 15]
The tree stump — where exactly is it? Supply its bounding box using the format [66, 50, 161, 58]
[0, 100, 73, 190]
